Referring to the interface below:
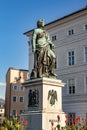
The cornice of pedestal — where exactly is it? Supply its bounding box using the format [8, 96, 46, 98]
[22, 77, 65, 87]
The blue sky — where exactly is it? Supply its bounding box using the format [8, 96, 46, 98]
[0, 0, 87, 99]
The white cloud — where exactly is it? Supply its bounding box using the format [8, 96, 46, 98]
[0, 82, 6, 87]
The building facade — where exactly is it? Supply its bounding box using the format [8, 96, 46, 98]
[24, 7, 87, 119]
[0, 102, 5, 122]
[5, 68, 28, 117]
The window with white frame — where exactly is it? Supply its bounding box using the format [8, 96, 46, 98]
[68, 51, 75, 66]
[68, 79, 75, 94]
[20, 96, 24, 103]
[20, 85, 24, 91]
[52, 35, 56, 41]
[20, 110, 23, 114]
[13, 96, 17, 102]
[86, 77, 87, 93]
[86, 113, 87, 118]
[12, 110, 16, 116]
[85, 47, 87, 62]
[84, 25, 87, 30]
[68, 113, 75, 126]
[68, 29, 74, 36]
[13, 85, 18, 91]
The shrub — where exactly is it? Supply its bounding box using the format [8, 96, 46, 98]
[0, 116, 28, 130]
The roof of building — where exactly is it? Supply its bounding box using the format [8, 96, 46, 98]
[7, 67, 28, 72]
[6, 67, 28, 77]
[24, 6, 87, 35]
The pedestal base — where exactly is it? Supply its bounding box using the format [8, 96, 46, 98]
[22, 77, 66, 130]
[21, 111, 66, 130]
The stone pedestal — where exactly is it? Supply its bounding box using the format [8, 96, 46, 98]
[22, 77, 66, 130]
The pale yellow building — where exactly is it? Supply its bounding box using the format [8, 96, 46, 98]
[0, 102, 5, 122]
[5, 68, 28, 117]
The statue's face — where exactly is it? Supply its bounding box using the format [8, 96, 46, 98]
[41, 21, 44, 27]
[37, 20, 44, 28]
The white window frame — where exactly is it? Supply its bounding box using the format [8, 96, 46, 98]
[68, 113, 76, 126]
[84, 47, 87, 62]
[13, 85, 18, 91]
[68, 51, 75, 66]
[83, 24, 87, 31]
[67, 29, 75, 36]
[13, 96, 17, 102]
[20, 85, 24, 91]
[84, 76, 87, 93]
[67, 79, 75, 94]
[86, 113, 87, 118]
[12, 109, 17, 116]
[19, 96, 24, 103]
[20, 110, 23, 114]
[52, 35, 57, 41]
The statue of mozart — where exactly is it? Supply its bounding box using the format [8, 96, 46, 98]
[30, 19, 57, 79]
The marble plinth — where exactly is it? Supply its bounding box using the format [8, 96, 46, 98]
[21, 77, 66, 130]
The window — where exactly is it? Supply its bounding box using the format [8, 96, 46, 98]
[13, 96, 17, 102]
[85, 47, 87, 62]
[68, 51, 74, 66]
[68, 29, 74, 36]
[86, 113, 87, 118]
[86, 77, 87, 93]
[68, 113, 75, 126]
[12, 110, 16, 116]
[68, 79, 75, 94]
[84, 25, 87, 30]
[20, 110, 24, 114]
[20, 97, 24, 103]
[13, 85, 18, 91]
[20, 110, 23, 114]
[84, 76, 87, 93]
[20, 85, 24, 91]
[52, 35, 56, 41]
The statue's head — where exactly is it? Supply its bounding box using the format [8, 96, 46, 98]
[37, 19, 44, 28]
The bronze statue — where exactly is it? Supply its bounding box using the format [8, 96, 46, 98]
[28, 89, 39, 107]
[30, 19, 57, 79]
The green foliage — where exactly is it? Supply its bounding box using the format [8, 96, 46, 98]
[0, 116, 20, 130]
[0, 116, 27, 130]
